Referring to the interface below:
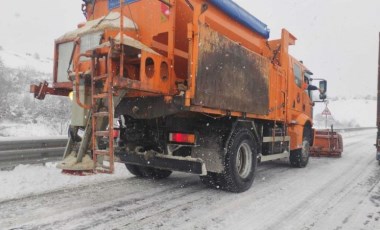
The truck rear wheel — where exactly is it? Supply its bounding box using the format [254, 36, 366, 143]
[290, 128, 311, 168]
[125, 164, 172, 179]
[219, 128, 257, 193]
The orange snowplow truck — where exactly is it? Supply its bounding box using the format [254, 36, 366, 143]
[30, 0, 327, 192]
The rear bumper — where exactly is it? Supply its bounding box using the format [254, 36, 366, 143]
[117, 151, 207, 175]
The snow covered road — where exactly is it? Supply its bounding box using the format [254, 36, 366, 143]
[1, 130, 379, 230]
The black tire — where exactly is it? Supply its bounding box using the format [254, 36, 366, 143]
[125, 164, 172, 179]
[290, 127, 311, 168]
[125, 164, 144, 177]
[218, 128, 258, 193]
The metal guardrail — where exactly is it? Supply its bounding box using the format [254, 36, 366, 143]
[0, 138, 67, 170]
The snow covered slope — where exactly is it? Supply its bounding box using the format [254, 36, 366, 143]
[313, 97, 376, 128]
[0, 47, 69, 138]
[0, 47, 53, 73]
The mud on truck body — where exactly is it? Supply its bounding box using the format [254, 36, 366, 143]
[31, 0, 327, 192]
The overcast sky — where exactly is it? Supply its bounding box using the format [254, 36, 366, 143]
[1, 0, 380, 97]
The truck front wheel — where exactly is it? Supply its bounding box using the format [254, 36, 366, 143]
[290, 128, 311, 168]
[220, 128, 258, 193]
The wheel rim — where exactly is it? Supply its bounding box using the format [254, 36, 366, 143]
[236, 142, 253, 179]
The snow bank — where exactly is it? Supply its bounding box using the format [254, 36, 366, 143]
[0, 48, 52, 74]
[0, 162, 131, 202]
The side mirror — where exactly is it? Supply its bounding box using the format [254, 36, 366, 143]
[319, 80, 327, 94]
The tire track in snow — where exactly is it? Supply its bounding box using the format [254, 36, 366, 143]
[259, 131, 379, 230]
[0, 175, 201, 229]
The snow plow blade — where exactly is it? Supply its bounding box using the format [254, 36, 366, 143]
[310, 129, 343, 157]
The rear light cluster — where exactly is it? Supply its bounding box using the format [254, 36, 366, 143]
[169, 133, 196, 144]
[113, 130, 119, 139]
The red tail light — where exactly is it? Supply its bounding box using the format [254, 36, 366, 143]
[169, 133, 196, 144]
[113, 130, 119, 139]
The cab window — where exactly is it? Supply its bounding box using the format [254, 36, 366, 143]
[293, 63, 302, 88]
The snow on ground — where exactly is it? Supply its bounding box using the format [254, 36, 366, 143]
[0, 129, 379, 230]
[0, 130, 374, 203]
[0, 162, 131, 202]
[0, 48, 53, 74]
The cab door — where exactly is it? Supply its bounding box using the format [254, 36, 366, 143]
[288, 60, 304, 113]
[302, 72, 314, 118]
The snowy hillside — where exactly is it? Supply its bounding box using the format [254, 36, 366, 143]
[0, 47, 53, 74]
[313, 97, 376, 128]
[0, 48, 70, 138]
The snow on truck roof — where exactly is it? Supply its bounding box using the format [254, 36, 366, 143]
[58, 12, 137, 41]
[61, 1, 270, 40]
[103, 0, 270, 39]
[208, 0, 270, 39]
